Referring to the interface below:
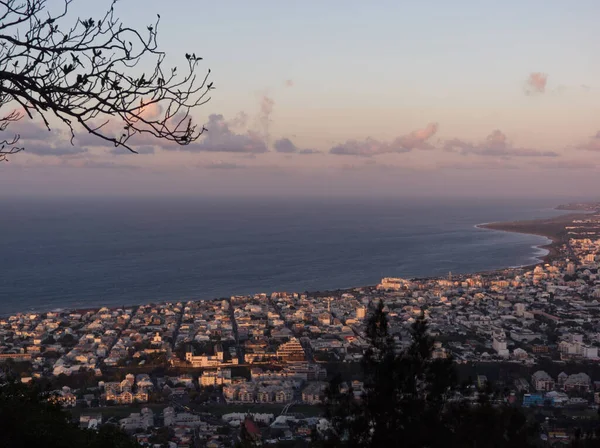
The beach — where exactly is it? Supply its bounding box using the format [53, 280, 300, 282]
[476, 211, 590, 265]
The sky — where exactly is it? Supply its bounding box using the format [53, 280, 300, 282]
[2, 0, 600, 198]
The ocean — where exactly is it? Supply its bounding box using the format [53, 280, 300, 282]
[0, 196, 568, 316]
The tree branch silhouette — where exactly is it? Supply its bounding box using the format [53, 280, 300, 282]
[0, 0, 213, 161]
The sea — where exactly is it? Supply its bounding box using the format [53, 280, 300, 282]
[0, 196, 571, 316]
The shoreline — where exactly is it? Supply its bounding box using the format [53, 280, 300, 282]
[2, 205, 585, 318]
[474, 223, 558, 267]
[473, 209, 592, 267]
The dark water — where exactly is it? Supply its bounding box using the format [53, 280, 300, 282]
[0, 196, 567, 315]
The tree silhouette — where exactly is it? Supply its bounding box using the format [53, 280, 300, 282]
[0, 0, 213, 161]
[235, 416, 261, 448]
[0, 379, 140, 448]
[319, 300, 537, 447]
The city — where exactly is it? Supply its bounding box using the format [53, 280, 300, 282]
[3, 209, 600, 445]
[1, 0, 599, 446]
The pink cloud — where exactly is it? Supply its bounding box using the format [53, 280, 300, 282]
[525, 72, 547, 95]
[330, 123, 439, 157]
[394, 123, 439, 150]
[136, 100, 163, 121]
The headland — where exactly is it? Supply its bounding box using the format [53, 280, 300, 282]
[476, 204, 600, 264]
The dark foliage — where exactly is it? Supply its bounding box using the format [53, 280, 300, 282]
[318, 300, 538, 448]
[235, 417, 261, 448]
[0, 379, 140, 448]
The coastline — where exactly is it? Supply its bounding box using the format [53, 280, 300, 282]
[474, 223, 558, 266]
[2, 206, 585, 317]
[474, 211, 587, 266]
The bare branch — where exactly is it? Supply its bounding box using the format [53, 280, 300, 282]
[0, 0, 213, 160]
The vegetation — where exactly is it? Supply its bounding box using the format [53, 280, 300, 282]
[0, 380, 140, 448]
[317, 301, 538, 448]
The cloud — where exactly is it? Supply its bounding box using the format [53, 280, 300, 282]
[202, 161, 246, 170]
[197, 160, 291, 174]
[74, 94, 270, 154]
[273, 138, 297, 153]
[110, 145, 155, 155]
[75, 124, 170, 148]
[68, 160, 139, 170]
[24, 142, 88, 156]
[228, 112, 249, 129]
[336, 160, 430, 172]
[5, 120, 152, 158]
[0, 120, 87, 156]
[394, 122, 439, 150]
[259, 94, 275, 144]
[330, 138, 390, 157]
[284, 79, 294, 87]
[176, 114, 268, 154]
[444, 130, 559, 158]
[576, 132, 600, 152]
[329, 123, 439, 157]
[135, 100, 162, 120]
[535, 160, 596, 170]
[439, 161, 520, 170]
[9, 120, 57, 141]
[525, 72, 547, 95]
[273, 137, 320, 154]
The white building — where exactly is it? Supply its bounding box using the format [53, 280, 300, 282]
[563, 373, 591, 392]
[514, 303, 526, 317]
[492, 337, 509, 358]
[163, 407, 208, 428]
[185, 352, 220, 368]
[119, 408, 154, 432]
[532, 371, 555, 392]
[302, 381, 328, 404]
[200, 368, 232, 386]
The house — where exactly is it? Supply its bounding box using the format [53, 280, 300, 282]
[119, 408, 154, 432]
[302, 382, 327, 404]
[49, 390, 77, 408]
[563, 373, 591, 392]
[532, 371, 555, 392]
[200, 368, 232, 386]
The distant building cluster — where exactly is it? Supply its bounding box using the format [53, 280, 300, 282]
[3, 208, 600, 445]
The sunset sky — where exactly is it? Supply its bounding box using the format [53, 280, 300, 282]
[3, 0, 600, 197]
